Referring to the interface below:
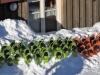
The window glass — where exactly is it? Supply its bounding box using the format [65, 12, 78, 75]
[29, 1, 41, 32]
[45, 0, 57, 32]
[45, 0, 56, 10]
[29, 2, 40, 13]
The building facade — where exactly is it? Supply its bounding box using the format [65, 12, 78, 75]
[0, 0, 100, 32]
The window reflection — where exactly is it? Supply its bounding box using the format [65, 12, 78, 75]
[29, 2, 40, 13]
[29, 1, 41, 32]
[45, 0, 57, 32]
[45, 0, 56, 10]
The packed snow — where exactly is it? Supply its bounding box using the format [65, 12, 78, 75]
[0, 19, 100, 75]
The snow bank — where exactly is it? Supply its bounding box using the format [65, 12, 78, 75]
[0, 19, 37, 47]
[0, 19, 100, 75]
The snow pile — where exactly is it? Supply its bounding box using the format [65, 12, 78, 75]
[0, 19, 100, 75]
[0, 19, 37, 47]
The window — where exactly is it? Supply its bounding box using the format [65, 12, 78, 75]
[27, 0, 61, 32]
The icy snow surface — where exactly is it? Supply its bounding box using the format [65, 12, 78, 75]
[0, 19, 100, 75]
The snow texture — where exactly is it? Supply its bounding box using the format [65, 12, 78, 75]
[0, 19, 100, 75]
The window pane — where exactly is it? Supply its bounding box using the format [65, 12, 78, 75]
[29, 1, 41, 32]
[29, 1, 40, 13]
[45, 0, 57, 32]
[45, 0, 56, 10]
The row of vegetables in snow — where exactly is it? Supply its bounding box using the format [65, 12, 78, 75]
[74, 33, 100, 58]
[0, 32, 100, 68]
[0, 37, 78, 68]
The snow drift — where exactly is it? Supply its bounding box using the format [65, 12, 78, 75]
[0, 19, 100, 75]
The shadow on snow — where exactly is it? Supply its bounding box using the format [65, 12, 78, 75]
[45, 54, 84, 75]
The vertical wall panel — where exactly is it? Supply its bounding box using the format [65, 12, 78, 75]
[80, 0, 85, 28]
[86, 0, 92, 27]
[18, 2, 22, 19]
[61, 0, 67, 28]
[98, 0, 100, 21]
[22, 1, 27, 21]
[73, 0, 79, 28]
[93, 0, 99, 25]
[61, 0, 100, 30]
[66, 0, 72, 29]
